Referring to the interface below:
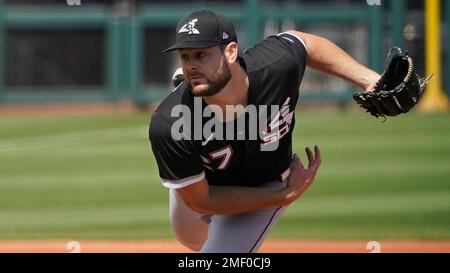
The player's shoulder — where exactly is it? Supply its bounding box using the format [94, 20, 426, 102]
[149, 82, 194, 136]
[240, 32, 307, 73]
[152, 82, 193, 120]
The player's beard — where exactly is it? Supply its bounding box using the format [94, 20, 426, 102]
[189, 56, 232, 97]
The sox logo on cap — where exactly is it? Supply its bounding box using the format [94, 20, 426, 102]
[178, 19, 200, 35]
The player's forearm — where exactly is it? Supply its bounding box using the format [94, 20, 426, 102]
[298, 31, 380, 91]
[202, 185, 289, 214]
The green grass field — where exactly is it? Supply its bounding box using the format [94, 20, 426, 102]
[0, 110, 449, 241]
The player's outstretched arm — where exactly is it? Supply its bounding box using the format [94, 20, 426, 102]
[285, 30, 380, 92]
[175, 146, 322, 215]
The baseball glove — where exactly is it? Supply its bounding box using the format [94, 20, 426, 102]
[353, 47, 432, 119]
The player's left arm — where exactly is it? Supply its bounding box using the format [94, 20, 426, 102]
[285, 30, 380, 92]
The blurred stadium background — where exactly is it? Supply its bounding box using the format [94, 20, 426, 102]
[1, 0, 448, 104]
[0, 0, 449, 252]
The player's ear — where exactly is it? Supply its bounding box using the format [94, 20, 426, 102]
[223, 42, 239, 64]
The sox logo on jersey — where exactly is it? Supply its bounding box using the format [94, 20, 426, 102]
[262, 97, 294, 146]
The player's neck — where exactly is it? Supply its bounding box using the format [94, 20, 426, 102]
[203, 64, 248, 108]
[202, 64, 248, 122]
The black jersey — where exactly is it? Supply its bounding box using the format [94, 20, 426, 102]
[149, 32, 307, 189]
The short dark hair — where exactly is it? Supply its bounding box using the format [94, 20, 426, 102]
[219, 44, 227, 52]
[219, 42, 235, 52]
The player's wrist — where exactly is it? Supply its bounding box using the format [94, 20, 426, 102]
[279, 186, 299, 206]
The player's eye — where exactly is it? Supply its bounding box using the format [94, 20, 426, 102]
[180, 54, 189, 62]
[195, 52, 206, 59]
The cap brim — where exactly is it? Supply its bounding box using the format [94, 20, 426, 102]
[163, 40, 221, 53]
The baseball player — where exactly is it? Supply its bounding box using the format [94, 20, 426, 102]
[149, 10, 380, 253]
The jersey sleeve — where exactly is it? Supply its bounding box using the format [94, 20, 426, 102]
[275, 32, 308, 80]
[149, 111, 205, 189]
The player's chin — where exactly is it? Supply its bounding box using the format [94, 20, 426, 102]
[190, 84, 212, 96]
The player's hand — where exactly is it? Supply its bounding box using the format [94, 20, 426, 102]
[364, 75, 381, 92]
[284, 145, 322, 204]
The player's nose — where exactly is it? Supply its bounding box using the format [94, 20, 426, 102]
[183, 62, 199, 72]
